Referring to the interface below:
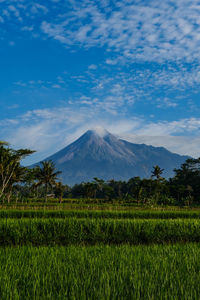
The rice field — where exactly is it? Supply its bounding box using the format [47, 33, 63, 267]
[0, 205, 200, 298]
[1, 218, 200, 246]
[0, 208, 200, 219]
[1, 244, 200, 299]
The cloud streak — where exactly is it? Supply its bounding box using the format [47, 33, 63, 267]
[1, 106, 200, 164]
[120, 135, 200, 158]
[2, 1, 200, 63]
[1, 0, 200, 165]
[40, 0, 200, 63]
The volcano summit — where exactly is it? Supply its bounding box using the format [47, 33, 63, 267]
[37, 129, 188, 185]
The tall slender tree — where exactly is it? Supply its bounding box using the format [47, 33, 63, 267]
[92, 177, 105, 199]
[0, 143, 34, 199]
[35, 160, 61, 202]
[54, 182, 67, 203]
[151, 165, 164, 180]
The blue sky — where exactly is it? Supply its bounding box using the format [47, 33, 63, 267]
[1, 0, 200, 164]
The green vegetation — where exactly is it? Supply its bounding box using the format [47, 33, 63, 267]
[0, 208, 200, 219]
[34, 161, 61, 202]
[5, 156, 200, 207]
[0, 244, 200, 299]
[0, 142, 34, 202]
[1, 141, 200, 208]
[0, 206, 199, 298]
[1, 142, 200, 298]
[1, 218, 200, 246]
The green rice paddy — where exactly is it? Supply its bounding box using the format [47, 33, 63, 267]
[1, 244, 200, 299]
[0, 206, 199, 299]
[0, 218, 200, 245]
[0, 208, 200, 219]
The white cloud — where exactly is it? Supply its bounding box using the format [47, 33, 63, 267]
[1, 106, 200, 164]
[21, 26, 34, 31]
[134, 118, 200, 136]
[120, 135, 200, 158]
[52, 84, 61, 89]
[105, 58, 118, 65]
[88, 64, 97, 70]
[39, 0, 200, 63]
[30, 3, 48, 15]
[0, 1, 49, 25]
[2, 1, 200, 65]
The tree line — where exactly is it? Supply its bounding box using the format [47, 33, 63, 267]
[1, 141, 200, 206]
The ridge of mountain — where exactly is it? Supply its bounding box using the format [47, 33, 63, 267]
[36, 129, 189, 185]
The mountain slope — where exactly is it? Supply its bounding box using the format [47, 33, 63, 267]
[38, 129, 189, 185]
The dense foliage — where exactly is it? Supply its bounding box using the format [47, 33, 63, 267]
[1, 142, 200, 299]
[14, 158, 200, 206]
[0, 142, 34, 202]
[67, 158, 200, 206]
[1, 142, 200, 206]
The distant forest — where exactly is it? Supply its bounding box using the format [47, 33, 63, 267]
[1, 141, 200, 206]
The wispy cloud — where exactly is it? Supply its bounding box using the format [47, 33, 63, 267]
[1, 106, 200, 164]
[2, 1, 200, 64]
[12, 61, 200, 115]
[40, 0, 200, 63]
[1, 0, 200, 165]
[3, 0, 200, 100]
[134, 118, 200, 136]
[120, 135, 200, 158]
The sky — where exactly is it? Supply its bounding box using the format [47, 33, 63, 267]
[1, 0, 200, 164]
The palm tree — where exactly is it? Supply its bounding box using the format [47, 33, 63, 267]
[151, 165, 164, 180]
[54, 182, 67, 203]
[23, 167, 40, 198]
[83, 182, 95, 199]
[35, 161, 61, 202]
[92, 177, 105, 200]
[151, 165, 165, 204]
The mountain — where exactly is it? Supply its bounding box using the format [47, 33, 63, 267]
[37, 129, 189, 185]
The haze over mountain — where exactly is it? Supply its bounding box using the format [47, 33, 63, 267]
[37, 129, 189, 185]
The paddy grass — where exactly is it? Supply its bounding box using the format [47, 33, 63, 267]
[0, 244, 200, 299]
[0, 218, 200, 245]
[0, 204, 199, 299]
